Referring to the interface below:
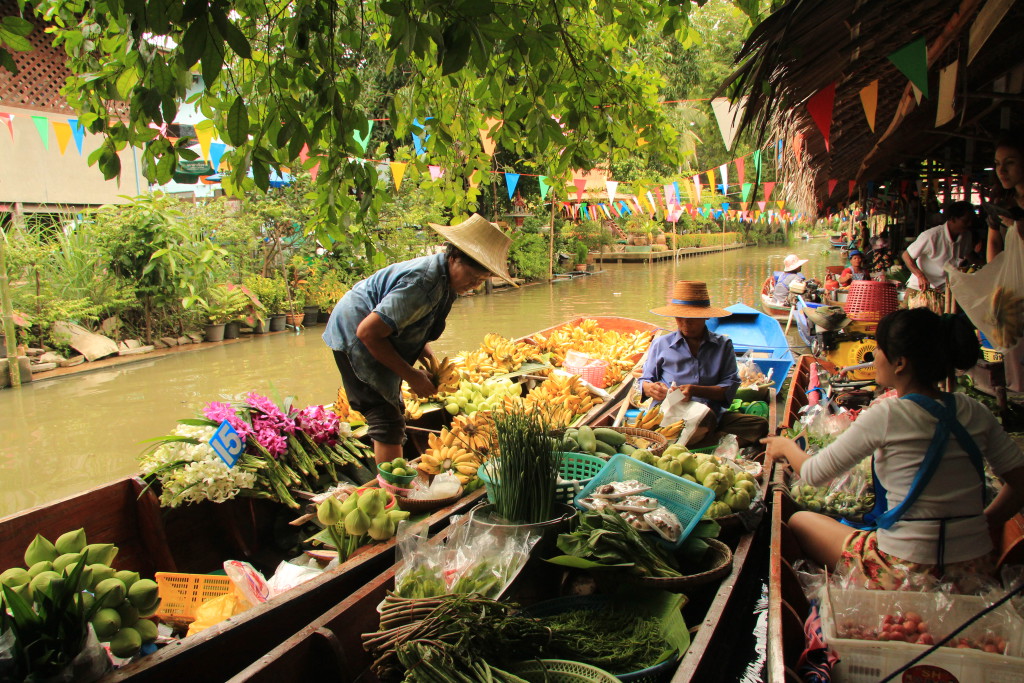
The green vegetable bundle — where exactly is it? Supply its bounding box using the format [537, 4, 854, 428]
[550, 510, 682, 577]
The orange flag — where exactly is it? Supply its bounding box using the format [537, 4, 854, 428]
[859, 80, 878, 133]
[51, 121, 73, 155]
[479, 118, 501, 156]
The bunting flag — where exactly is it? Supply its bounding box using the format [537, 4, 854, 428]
[299, 143, 310, 164]
[752, 150, 762, 181]
[710, 97, 746, 151]
[51, 120, 72, 155]
[887, 37, 929, 98]
[646, 191, 657, 215]
[776, 139, 783, 163]
[735, 157, 745, 187]
[777, 200, 785, 210]
[68, 119, 85, 155]
[194, 125, 213, 161]
[429, 164, 444, 180]
[706, 171, 715, 193]
[719, 164, 729, 194]
[310, 162, 321, 182]
[848, 180, 856, 198]
[619, 200, 631, 215]
[0, 113, 13, 140]
[672, 181, 681, 205]
[32, 115, 49, 149]
[209, 142, 227, 172]
[663, 184, 674, 210]
[633, 197, 644, 214]
[573, 177, 587, 202]
[721, 202, 730, 211]
[504, 172, 520, 199]
[806, 83, 836, 151]
[479, 117, 501, 156]
[859, 80, 879, 133]
[606, 180, 618, 205]
[539, 175, 551, 200]
[411, 117, 432, 156]
[692, 175, 702, 205]
[758, 201, 767, 211]
[792, 134, 804, 164]
[353, 120, 374, 153]
[741, 183, 752, 202]
[601, 204, 612, 219]
[912, 84, 923, 105]
[763, 181, 776, 201]
[390, 161, 407, 190]
[936, 60, 959, 126]
[827, 179, 838, 196]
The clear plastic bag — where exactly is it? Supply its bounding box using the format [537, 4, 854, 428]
[266, 560, 323, 597]
[394, 520, 447, 599]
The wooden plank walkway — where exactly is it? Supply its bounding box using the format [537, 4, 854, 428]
[594, 242, 749, 263]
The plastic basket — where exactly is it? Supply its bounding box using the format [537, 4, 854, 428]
[843, 280, 898, 321]
[506, 659, 619, 683]
[575, 454, 715, 549]
[820, 583, 1024, 683]
[154, 572, 234, 626]
[480, 453, 606, 505]
[978, 329, 1004, 362]
[563, 360, 609, 388]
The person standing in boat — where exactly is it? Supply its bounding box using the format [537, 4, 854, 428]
[762, 309, 1024, 590]
[838, 249, 870, 286]
[639, 281, 769, 448]
[901, 201, 975, 313]
[322, 214, 514, 465]
[772, 254, 809, 305]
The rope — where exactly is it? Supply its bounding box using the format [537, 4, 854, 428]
[878, 580, 1024, 683]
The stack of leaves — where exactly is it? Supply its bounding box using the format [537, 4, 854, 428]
[549, 510, 684, 578]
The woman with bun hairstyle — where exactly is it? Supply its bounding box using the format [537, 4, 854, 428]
[763, 309, 1024, 589]
[986, 134, 1024, 263]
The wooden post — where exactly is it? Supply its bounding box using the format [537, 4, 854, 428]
[1, 204, 22, 388]
[548, 192, 556, 282]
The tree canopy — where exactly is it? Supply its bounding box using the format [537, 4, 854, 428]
[3, 0, 764, 241]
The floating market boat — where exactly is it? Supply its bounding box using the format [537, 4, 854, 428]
[829, 234, 847, 248]
[759, 274, 793, 321]
[707, 302, 795, 385]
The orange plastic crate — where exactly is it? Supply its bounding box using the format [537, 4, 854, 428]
[155, 572, 234, 625]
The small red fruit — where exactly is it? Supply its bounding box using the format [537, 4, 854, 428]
[916, 633, 934, 645]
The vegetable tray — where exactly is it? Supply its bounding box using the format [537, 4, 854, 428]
[575, 454, 715, 549]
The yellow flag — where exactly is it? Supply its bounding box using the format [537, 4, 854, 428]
[390, 161, 408, 191]
[195, 125, 213, 161]
[51, 121, 73, 155]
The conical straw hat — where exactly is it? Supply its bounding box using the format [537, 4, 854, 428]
[650, 281, 731, 318]
[428, 214, 516, 286]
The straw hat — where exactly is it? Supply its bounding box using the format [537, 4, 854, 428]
[650, 281, 732, 319]
[783, 254, 809, 272]
[428, 214, 516, 286]
[804, 305, 852, 331]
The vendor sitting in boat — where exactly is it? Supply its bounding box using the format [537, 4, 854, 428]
[838, 249, 870, 286]
[762, 309, 1024, 590]
[772, 254, 810, 304]
[639, 281, 770, 448]
[323, 214, 514, 465]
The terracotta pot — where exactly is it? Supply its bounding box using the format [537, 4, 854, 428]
[574, 264, 587, 272]
[204, 323, 226, 342]
[286, 313, 303, 328]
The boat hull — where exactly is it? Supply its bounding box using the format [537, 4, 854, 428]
[760, 276, 792, 321]
[707, 303, 795, 385]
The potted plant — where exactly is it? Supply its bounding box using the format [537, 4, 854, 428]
[573, 242, 588, 272]
[190, 284, 250, 341]
[243, 274, 287, 332]
[284, 293, 305, 328]
[626, 214, 655, 246]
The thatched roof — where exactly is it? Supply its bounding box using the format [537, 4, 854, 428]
[721, 0, 1024, 215]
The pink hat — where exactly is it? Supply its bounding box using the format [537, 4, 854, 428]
[783, 254, 809, 272]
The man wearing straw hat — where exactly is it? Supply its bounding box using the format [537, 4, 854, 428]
[323, 214, 515, 464]
[640, 281, 769, 448]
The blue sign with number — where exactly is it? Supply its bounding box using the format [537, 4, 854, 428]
[210, 420, 244, 468]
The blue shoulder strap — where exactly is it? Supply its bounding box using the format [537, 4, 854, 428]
[868, 393, 984, 530]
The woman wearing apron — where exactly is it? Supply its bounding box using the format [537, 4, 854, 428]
[763, 309, 1024, 589]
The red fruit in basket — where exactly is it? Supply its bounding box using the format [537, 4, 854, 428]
[916, 621, 928, 633]
[995, 637, 1006, 651]
[916, 633, 934, 645]
[890, 624, 906, 637]
[903, 620, 918, 635]
[878, 631, 891, 642]
[904, 612, 922, 623]
[957, 639, 972, 649]
[882, 614, 895, 626]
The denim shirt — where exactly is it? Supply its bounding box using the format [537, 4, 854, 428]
[639, 329, 740, 420]
[773, 272, 805, 302]
[322, 253, 454, 408]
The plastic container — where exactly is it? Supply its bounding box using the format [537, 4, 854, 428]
[844, 280, 898, 321]
[820, 583, 1024, 683]
[479, 453, 606, 505]
[377, 467, 417, 488]
[574, 454, 715, 549]
[154, 572, 234, 626]
[506, 659, 619, 683]
[563, 359, 609, 388]
[468, 502, 578, 555]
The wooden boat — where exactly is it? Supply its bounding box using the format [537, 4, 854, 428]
[828, 234, 847, 248]
[778, 354, 838, 432]
[760, 275, 793, 321]
[707, 302, 795, 384]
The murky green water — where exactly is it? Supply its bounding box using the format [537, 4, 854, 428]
[0, 241, 841, 518]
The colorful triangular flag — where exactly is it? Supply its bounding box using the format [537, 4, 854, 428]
[741, 183, 752, 202]
[859, 80, 878, 133]
[505, 172, 520, 199]
[848, 180, 856, 198]
[692, 175, 702, 205]
[887, 38, 929, 98]
[32, 115, 49, 150]
[390, 161, 407, 190]
[763, 181, 776, 201]
[51, 121, 72, 155]
[827, 179, 838, 196]
[195, 125, 213, 161]
[353, 120, 374, 153]
[719, 164, 729, 194]
[209, 142, 226, 172]
[710, 97, 747, 151]
[573, 177, 587, 202]
[479, 117, 501, 156]
[412, 117, 432, 156]
[735, 157, 745, 187]
[429, 165, 444, 181]
[936, 60, 958, 126]
[793, 134, 804, 164]
[0, 113, 13, 140]
[606, 180, 618, 205]
[68, 119, 85, 155]
[539, 175, 551, 200]
[806, 83, 836, 151]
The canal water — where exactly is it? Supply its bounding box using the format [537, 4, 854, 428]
[0, 242, 842, 518]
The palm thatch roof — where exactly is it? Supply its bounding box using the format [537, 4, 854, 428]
[720, 0, 1024, 215]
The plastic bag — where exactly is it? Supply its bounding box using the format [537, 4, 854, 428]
[661, 385, 713, 446]
[223, 560, 271, 606]
[713, 434, 740, 460]
[394, 520, 447, 598]
[266, 560, 323, 597]
[407, 471, 461, 500]
[185, 591, 252, 637]
[948, 225, 1024, 352]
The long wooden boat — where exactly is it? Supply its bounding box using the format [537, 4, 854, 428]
[760, 275, 792, 321]
[829, 234, 847, 248]
[778, 354, 838, 433]
[0, 316, 660, 681]
[708, 302, 795, 384]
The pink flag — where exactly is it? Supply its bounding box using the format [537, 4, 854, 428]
[299, 144, 310, 164]
[0, 113, 14, 140]
[663, 184, 675, 210]
[310, 162, 321, 182]
[573, 177, 587, 202]
[758, 201, 767, 211]
[429, 165, 444, 180]
[735, 157, 745, 187]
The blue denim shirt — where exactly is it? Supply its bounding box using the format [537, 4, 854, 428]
[773, 272, 805, 303]
[639, 329, 740, 420]
[322, 253, 454, 408]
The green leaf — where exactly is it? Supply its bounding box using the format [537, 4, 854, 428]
[226, 96, 249, 147]
[1, 584, 41, 629]
[456, 0, 494, 17]
[1, 16, 34, 35]
[181, 19, 208, 66]
[200, 35, 223, 87]
[252, 159, 269, 192]
[0, 48, 16, 74]
[544, 555, 634, 570]
[155, 152, 175, 183]
[0, 27, 32, 52]
[221, 19, 252, 59]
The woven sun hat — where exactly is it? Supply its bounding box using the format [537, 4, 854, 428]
[783, 254, 809, 272]
[428, 214, 516, 286]
[804, 305, 852, 331]
[650, 280, 732, 318]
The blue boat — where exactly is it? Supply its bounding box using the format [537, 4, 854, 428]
[707, 303, 795, 384]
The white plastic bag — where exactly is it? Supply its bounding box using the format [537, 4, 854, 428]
[948, 226, 1024, 352]
[267, 560, 322, 597]
[661, 386, 714, 446]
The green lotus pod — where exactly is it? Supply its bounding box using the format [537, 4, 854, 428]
[344, 508, 371, 536]
[52, 552, 82, 574]
[317, 496, 344, 526]
[27, 560, 54, 578]
[91, 607, 122, 640]
[386, 509, 411, 522]
[109, 626, 142, 658]
[114, 570, 140, 589]
[95, 577, 127, 608]
[0, 567, 30, 588]
[78, 591, 96, 613]
[138, 597, 162, 618]
[89, 564, 116, 589]
[134, 618, 158, 644]
[24, 534, 58, 566]
[82, 543, 118, 567]
[54, 528, 88, 555]
[64, 562, 93, 590]
[339, 493, 359, 515]
[357, 490, 385, 517]
[8, 582, 31, 604]
[127, 579, 159, 611]
[366, 515, 392, 541]
[117, 600, 140, 627]
[29, 570, 62, 600]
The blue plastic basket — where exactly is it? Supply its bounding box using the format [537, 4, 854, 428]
[574, 454, 714, 549]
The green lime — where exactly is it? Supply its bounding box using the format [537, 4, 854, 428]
[392, 468, 407, 477]
[378, 461, 393, 472]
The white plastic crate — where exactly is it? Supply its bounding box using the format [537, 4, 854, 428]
[820, 583, 1024, 683]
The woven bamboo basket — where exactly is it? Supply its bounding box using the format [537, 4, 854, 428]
[607, 426, 669, 456]
[629, 538, 733, 592]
